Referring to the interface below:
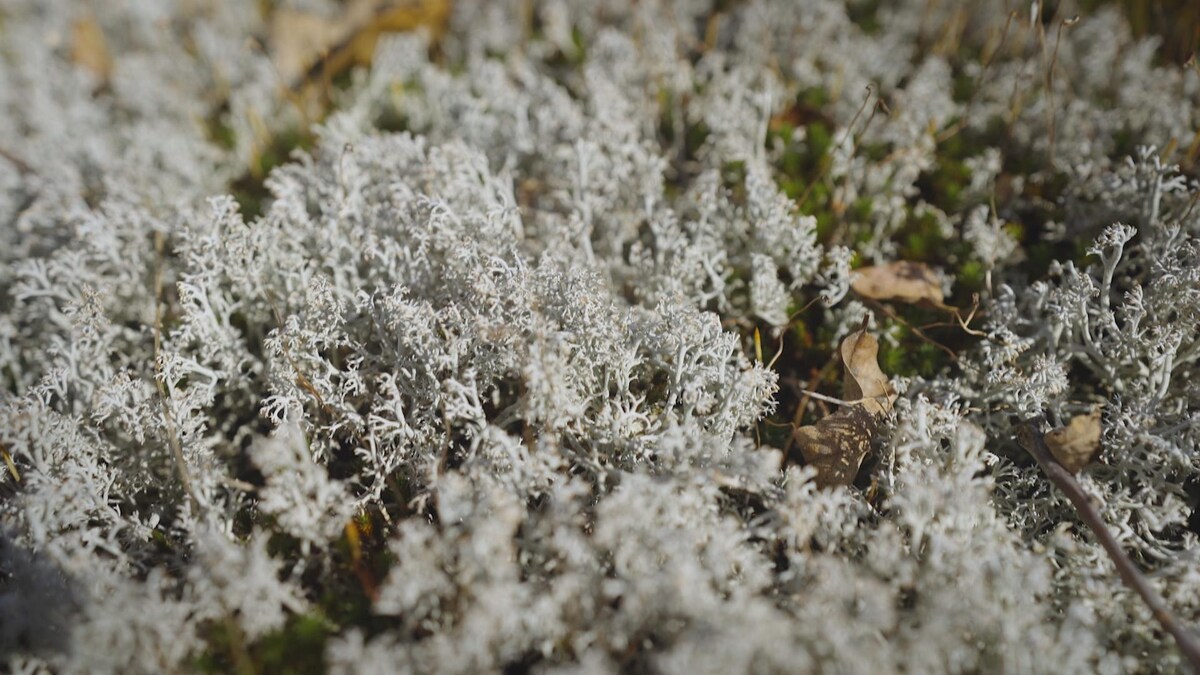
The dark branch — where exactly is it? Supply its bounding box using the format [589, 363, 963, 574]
[1017, 419, 1200, 673]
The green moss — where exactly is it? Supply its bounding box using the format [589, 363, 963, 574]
[570, 26, 587, 63]
[806, 121, 834, 163]
[194, 615, 332, 675]
[956, 259, 985, 294]
[860, 141, 890, 163]
[150, 527, 175, 552]
[891, 205, 991, 306]
[951, 70, 977, 103]
[769, 120, 831, 202]
[915, 142, 973, 214]
[896, 209, 946, 262]
[849, 196, 874, 223]
[230, 127, 316, 221]
[192, 621, 238, 674]
[878, 323, 955, 379]
[254, 615, 331, 675]
[686, 121, 711, 158]
[1112, 125, 1140, 160]
[801, 86, 831, 111]
[205, 116, 238, 152]
[775, 126, 805, 178]
[375, 101, 411, 134]
[845, 0, 884, 35]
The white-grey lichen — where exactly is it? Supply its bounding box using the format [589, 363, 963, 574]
[1, 0, 1199, 673]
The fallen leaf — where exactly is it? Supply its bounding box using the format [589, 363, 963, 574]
[270, 0, 451, 87]
[71, 15, 112, 83]
[795, 404, 882, 488]
[269, 9, 350, 84]
[851, 261, 950, 309]
[1044, 407, 1102, 473]
[794, 328, 895, 488]
[840, 328, 895, 414]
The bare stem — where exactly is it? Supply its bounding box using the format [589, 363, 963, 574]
[153, 231, 202, 511]
[0, 146, 35, 176]
[1017, 420, 1200, 673]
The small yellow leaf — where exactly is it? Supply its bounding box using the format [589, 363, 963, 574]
[851, 261, 950, 309]
[71, 15, 112, 82]
[0, 444, 19, 483]
[1045, 408, 1102, 473]
[344, 519, 363, 564]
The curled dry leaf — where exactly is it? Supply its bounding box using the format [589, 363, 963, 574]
[840, 328, 895, 414]
[1044, 407, 1102, 473]
[851, 261, 951, 309]
[794, 328, 896, 488]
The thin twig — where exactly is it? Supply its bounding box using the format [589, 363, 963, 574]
[785, 296, 825, 324]
[1016, 420, 1200, 673]
[219, 476, 258, 493]
[937, 11, 1017, 144]
[795, 390, 891, 408]
[1179, 188, 1200, 224]
[916, 293, 987, 337]
[767, 330, 786, 370]
[783, 359, 837, 456]
[0, 146, 35, 176]
[1043, 16, 1080, 168]
[865, 298, 959, 361]
[265, 289, 330, 413]
[153, 231, 202, 511]
[833, 96, 889, 221]
[797, 85, 880, 211]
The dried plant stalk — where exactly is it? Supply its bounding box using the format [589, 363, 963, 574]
[1017, 420, 1200, 672]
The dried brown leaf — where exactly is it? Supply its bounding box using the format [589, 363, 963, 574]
[795, 405, 882, 488]
[1044, 408, 1102, 473]
[71, 15, 112, 82]
[851, 261, 950, 309]
[270, 0, 450, 86]
[840, 328, 896, 414]
[270, 7, 361, 83]
[794, 328, 895, 488]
